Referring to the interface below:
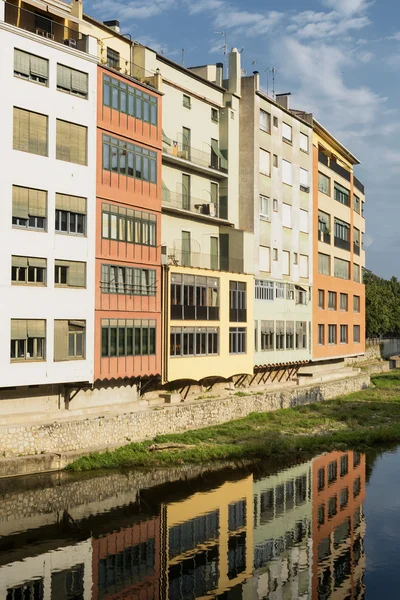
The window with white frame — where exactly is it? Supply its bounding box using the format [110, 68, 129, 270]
[260, 195, 270, 219]
[276, 321, 285, 350]
[282, 160, 292, 185]
[255, 280, 274, 300]
[259, 149, 270, 176]
[57, 64, 88, 98]
[283, 251, 290, 275]
[300, 255, 309, 278]
[300, 132, 309, 153]
[55, 193, 86, 236]
[282, 122, 292, 143]
[300, 168, 309, 191]
[14, 49, 48, 85]
[261, 320, 274, 350]
[259, 246, 270, 272]
[300, 209, 308, 233]
[276, 282, 285, 299]
[260, 109, 271, 132]
[10, 319, 46, 361]
[282, 203, 292, 228]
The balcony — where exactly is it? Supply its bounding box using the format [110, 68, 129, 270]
[354, 242, 360, 256]
[318, 150, 351, 182]
[102, 56, 160, 89]
[354, 176, 365, 194]
[318, 229, 331, 244]
[162, 134, 228, 178]
[165, 247, 243, 274]
[162, 190, 228, 221]
[334, 237, 350, 251]
[4, 2, 89, 52]
[318, 150, 329, 167]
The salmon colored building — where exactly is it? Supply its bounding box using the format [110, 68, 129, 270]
[312, 451, 366, 599]
[312, 121, 366, 361]
[95, 65, 162, 384]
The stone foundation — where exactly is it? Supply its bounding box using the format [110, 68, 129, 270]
[0, 373, 370, 462]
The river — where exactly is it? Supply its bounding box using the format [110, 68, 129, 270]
[0, 446, 397, 599]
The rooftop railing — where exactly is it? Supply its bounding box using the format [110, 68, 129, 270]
[103, 56, 160, 89]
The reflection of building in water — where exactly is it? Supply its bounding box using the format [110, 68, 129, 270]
[91, 517, 161, 600]
[0, 538, 92, 599]
[243, 462, 313, 599]
[162, 475, 253, 599]
[312, 451, 366, 599]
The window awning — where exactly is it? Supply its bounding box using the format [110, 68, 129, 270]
[295, 285, 308, 293]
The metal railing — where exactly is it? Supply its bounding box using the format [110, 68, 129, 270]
[162, 190, 226, 219]
[334, 237, 351, 251]
[318, 150, 329, 166]
[103, 56, 160, 88]
[330, 160, 351, 181]
[354, 176, 365, 194]
[166, 248, 244, 274]
[162, 136, 228, 173]
[5, 2, 88, 51]
[353, 243, 360, 256]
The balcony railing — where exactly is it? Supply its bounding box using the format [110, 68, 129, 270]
[354, 176, 365, 194]
[318, 229, 331, 244]
[162, 190, 228, 220]
[318, 150, 329, 167]
[166, 248, 243, 274]
[162, 135, 228, 173]
[354, 243, 360, 256]
[102, 56, 160, 89]
[5, 2, 88, 52]
[330, 160, 351, 182]
[334, 237, 351, 251]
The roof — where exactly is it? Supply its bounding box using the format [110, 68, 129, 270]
[313, 118, 360, 165]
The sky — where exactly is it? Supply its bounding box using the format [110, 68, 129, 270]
[85, 0, 399, 279]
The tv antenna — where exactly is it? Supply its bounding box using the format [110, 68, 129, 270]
[214, 30, 227, 68]
[182, 48, 185, 66]
[265, 67, 276, 99]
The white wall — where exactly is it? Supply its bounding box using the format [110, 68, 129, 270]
[0, 23, 97, 387]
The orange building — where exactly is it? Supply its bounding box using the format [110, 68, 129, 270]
[95, 65, 162, 384]
[312, 121, 366, 361]
[312, 450, 366, 599]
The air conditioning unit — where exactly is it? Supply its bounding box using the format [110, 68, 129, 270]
[64, 38, 77, 48]
[202, 203, 216, 217]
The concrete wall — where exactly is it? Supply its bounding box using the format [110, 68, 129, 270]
[0, 373, 369, 457]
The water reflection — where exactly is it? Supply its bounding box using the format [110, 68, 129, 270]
[0, 450, 367, 599]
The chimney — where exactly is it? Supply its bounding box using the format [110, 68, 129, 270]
[276, 93, 291, 110]
[228, 48, 241, 95]
[253, 70, 260, 92]
[103, 20, 120, 33]
[216, 62, 223, 87]
[71, 0, 83, 20]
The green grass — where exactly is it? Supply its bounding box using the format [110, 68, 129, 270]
[67, 371, 400, 472]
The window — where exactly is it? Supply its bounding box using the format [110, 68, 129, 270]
[296, 321, 307, 349]
[328, 460, 338, 484]
[276, 282, 285, 298]
[354, 263, 361, 283]
[273, 248, 278, 262]
[340, 325, 348, 344]
[260, 109, 271, 132]
[282, 122, 292, 142]
[261, 320, 274, 350]
[259, 148, 270, 176]
[294, 253, 298, 265]
[318, 172, 330, 195]
[12, 185, 47, 230]
[354, 295, 360, 313]
[230, 281, 247, 322]
[54, 260, 86, 288]
[101, 319, 156, 357]
[334, 258, 350, 280]
[287, 283, 295, 300]
[318, 467, 325, 491]
[102, 264, 156, 296]
[318, 324, 325, 345]
[54, 320, 85, 361]
[340, 454, 349, 477]
[282, 160, 292, 185]
[353, 227, 360, 254]
[300, 132, 309, 153]
[276, 321, 285, 350]
[255, 280, 274, 300]
[56, 119, 87, 165]
[334, 183, 350, 206]
[282, 203, 292, 228]
[300, 168, 309, 191]
[102, 134, 157, 182]
[286, 321, 294, 349]
[171, 274, 219, 320]
[299, 209, 309, 233]
[273, 199, 278, 212]
[211, 107, 219, 122]
[273, 116, 278, 127]
[300, 255, 309, 278]
[328, 324, 337, 345]
[11, 256, 46, 286]
[340, 293, 348, 311]
[106, 47, 120, 69]
[170, 327, 219, 357]
[10, 319, 45, 361]
[354, 194, 360, 214]
[57, 64, 88, 98]
[317, 290, 325, 310]
[183, 94, 191, 108]
[334, 218, 350, 250]
[328, 291, 337, 310]
[260, 195, 270, 219]
[328, 496, 337, 519]
[55, 194, 86, 235]
[102, 203, 156, 246]
[229, 328, 246, 354]
[354, 325, 360, 343]
[318, 253, 330, 275]
[103, 75, 158, 125]
[283, 251, 290, 276]
[14, 49, 48, 85]
[353, 452, 361, 467]
[353, 477, 361, 498]
[13, 107, 47, 156]
[257, 247, 270, 276]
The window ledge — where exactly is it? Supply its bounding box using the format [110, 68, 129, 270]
[11, 358, 45, 363]
[283, 138, 293, 145]
[300, 148, 309, 154]
[260, 127, 271, 134]
[260, 215, 270, 222]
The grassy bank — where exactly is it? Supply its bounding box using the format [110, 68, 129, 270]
[67, 371, 400, 472]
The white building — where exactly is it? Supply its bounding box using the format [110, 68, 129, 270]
[0, 0, 97, 412]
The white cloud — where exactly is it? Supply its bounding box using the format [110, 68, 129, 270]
[321, 0, 371, 16]
[90, 0, 177, 21]
[214, 9, 284, 36]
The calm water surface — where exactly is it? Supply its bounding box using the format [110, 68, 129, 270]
[0, 446, 398, 599]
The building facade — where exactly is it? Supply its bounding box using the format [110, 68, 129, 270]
[313, 121, 366, 361]
[0, 0, 97, 412]
[239, 76, 314, 379]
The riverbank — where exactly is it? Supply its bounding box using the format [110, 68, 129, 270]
[68, 371, 400, 472]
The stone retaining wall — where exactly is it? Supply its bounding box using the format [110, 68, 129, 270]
[0, 373, 370, 460]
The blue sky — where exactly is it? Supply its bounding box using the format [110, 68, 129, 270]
[85, 0, 399, 279]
